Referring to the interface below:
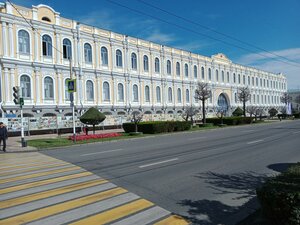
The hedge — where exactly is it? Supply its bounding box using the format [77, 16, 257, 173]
[256, 163, 300, 225]
[122, 121, 191, 134]
[205, 117, 253, 126]
[293, 113, 300, 119]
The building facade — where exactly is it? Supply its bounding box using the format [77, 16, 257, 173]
[0, 2, 287, 119]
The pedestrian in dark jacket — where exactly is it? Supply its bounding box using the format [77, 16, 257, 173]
[0, 122, 8, 152]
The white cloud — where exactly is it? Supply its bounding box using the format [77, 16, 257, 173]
[145, 30, 175, 44]
[175, 41, 214, 52]
[236, 48, 300, 90]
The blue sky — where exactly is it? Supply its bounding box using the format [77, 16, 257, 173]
[12, 0, 300, 89]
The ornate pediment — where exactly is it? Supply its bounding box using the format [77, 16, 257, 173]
[211, 53, 232, 64]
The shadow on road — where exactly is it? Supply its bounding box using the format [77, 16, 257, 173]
[267, 163, 296, 173]
[179, 171, 268, 225]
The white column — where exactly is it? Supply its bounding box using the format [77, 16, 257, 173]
[2, 22, 8, 57]
[94, 40, 99, 69]
[4, 68, 9, 103]
[57, 72, 62, 104]
[34, 29, 39, 62]
[73, 34, 78, 66]
[35, 69, 40, 104]
[8, 23, 14, 58]
[55, 32, 61, 64]
[97, 76, 101, 105]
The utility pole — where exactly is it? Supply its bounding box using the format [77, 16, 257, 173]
[68, 58, 76, 143]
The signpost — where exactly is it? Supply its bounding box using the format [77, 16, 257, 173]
[69, 59, 76, 143]
[13, 86, 26, 147]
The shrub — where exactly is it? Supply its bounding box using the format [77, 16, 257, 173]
[232, 107, 244, 117]
[293, 113, 300, 119]
[68, 132, 122, 141]
[122, 121, 191, 134]
[205, 117, 253, 126]
[268, 108, 278, 118]
[256, 163, 300, 225]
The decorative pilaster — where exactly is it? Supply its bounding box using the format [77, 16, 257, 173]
[35, 67, 40, 104]
[4, 68, 9, 103]
[34, 28, 39, 62]
[8, 23, 14, 58]
[57, 71, 62, 104]
[55, 32, 61, 64]
[2, 22, 8, 57]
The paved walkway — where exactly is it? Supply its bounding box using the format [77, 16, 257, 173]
[0, 152, 189, 225]
[5, 129, 124, 152]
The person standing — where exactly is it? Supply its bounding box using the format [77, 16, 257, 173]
[0, 122, 8, 152]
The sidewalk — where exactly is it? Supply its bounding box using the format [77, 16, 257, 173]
[5, 128, 124, 153]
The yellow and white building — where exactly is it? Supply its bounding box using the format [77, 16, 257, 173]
[0, 2, 287, 119]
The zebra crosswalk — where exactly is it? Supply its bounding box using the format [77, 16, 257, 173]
[0, 152, 189, 225]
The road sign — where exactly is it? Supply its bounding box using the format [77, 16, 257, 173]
[67, 79, 76, 93]
[20, 97, 24, 106]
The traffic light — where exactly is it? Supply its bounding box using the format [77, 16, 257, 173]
[13, 86, 20, 105]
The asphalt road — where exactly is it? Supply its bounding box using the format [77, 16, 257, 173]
[43, 120, 300, 225]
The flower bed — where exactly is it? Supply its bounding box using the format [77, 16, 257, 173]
[68, 132, 122, 141]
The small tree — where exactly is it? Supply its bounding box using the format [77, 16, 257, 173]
[80, 107, 106, 134]
[268, 108, 278, 119]
[215, 107, 226, 125]
[246, 106, 258, 122]
[182, 106, 197, 125]
[194, 82, 212, 124]
[131, 111, 143, 133]
[237, 87, 251, 117]
[232, 107, 244, 117]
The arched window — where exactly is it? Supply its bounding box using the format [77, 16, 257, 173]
[145, 85, 150, 102]
[253, 94, 256, 103]
[186, 89, 190, 103]
[42, 34, 52, 57]
[65, 78, 70, 100]
[201, 67, 205, 79]
[233, 73, 236, 83]
[118, 83, 124, 102]
[252, 77, 254, 86]
[176, 62, 180, 76]
[256, 77, 259, 86]
[86, 80, 94, 101]
[42, 17, 51, 22]
[222, 70, 224, 82]
[116, 49, 122, 67]
[238, 74, 241, 84]
[62, 38, 72, 59]
[243, 75, 246, 85]
[218, 94, 228, 112]
[185, 64, 188, 77]
[234, 93, 237, 102]
[84, 43, 92, 63]
[18, 30, 30, 54]
[44, 77, 54, 99]
[156, 86, 161, 103]
[168, 87, 172, 102]
[167, 60, 171, 75]
[131, 53, 137, 70]
[194, 65, 197, 79]
[103, 82, 110, 101]
[216, 69, 219, 81]
[20, 75, 31, 98]
[133, 84, 138, 102]
[248, 76, 250, 85]
[208, 68, 211, 80]
[101, 47, 108, 66]
[227, 72, 230, 83]
[177, 88, 182, 103]
[155, 58, 160, 73]
[143, 55, 149, 72]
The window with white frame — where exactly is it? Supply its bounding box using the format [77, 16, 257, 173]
[177, 88, 182, 103]
[186, 89, 190, 103]
[155, 57, 160, 73]
[208, 68, 212, 80]
[143, 55, 149, 72]
[63, 38, 72, 59]
[227, 72, 230, 83]
[116, 50, 123, 67]
[18, 30, 30, 54]
[86, 80, 94, 101]
[145, 85, 150, 102]
[243, 75, 246, 85]
[101, 47, 108, 66]
[168, 87, 172, 102]
[185, 64, 188, 77]
[233, 73, 236, 83]
[167, 60, 171, 75]
[176, 62, 180, 76]
[238, 74, 241, 84]
[131, 53, 137, 70]
[44, 77, 54, 100]
[133, 84, 139, 102]
[194, 65, 197, 79]
[222, 70, 224, 82]
[202, 67, 205, 80]
[118, 83, 124, 102]
[156, 86, 161, 103]
[84, 43, 92, 63]
[42, 34, 52, 57]
[103, 82, 110, 101]
[20, 75, 31, 98]
[216, 69, 219, 82]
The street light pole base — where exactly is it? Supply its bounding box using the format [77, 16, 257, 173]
[21, 138, 27, 147]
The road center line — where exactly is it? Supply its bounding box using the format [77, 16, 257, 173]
[188, 137, 207, 141]
[241, 129, 255, 133]
[139, 158, 179, 168]
[293, 131, 300, 134]
[81, 149, 124, 156]
[247, 139, 264, 145]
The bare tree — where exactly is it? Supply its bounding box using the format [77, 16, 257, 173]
[280, 92, 291, 105]
[131, 111, 143, 133]
[246, 106, 258, 121]
[237, 87, 251, 117]
[182, 106, 197, 125]
[194, 82, 212, 124]
[215, 107, 226, 125]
